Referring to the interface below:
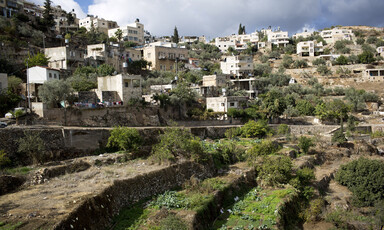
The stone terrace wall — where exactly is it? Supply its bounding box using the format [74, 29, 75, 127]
[53, 161, 215, 230]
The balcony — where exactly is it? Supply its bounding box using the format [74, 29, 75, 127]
[158, 55, 166, 60]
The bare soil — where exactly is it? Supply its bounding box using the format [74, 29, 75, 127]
[0, 154, 165, 230]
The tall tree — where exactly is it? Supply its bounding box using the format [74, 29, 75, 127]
[238, 23, 246, 35]
[66, 11, 75, 25]
[26, 53, 50, 67]
[43, 0, 55, 29]
[115, 29, 123, 43]
[172, 26, 179, 44]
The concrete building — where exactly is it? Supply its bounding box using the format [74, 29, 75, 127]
[215, 37, 236, 52]
[364, 69, 384, 81]
[297, 41, 324, 57]
[377, 46, 384, 57]
[96, 74, 142, 103]
[0, 73, 8, 93]
[262, 28, 289, 47]
[292, 31, 314, 40]
[22, 0, 43, 17]
[86, 43, 142, 72]
[1, 0, 23, 18]
[28, 66, 60, 84]
[202, 75, 229, 87]
[320, 28, 354, 44]
[108, 19, 144, 45]
[230, 78, 258, 98]
[79, 15, 118, 34]
[52, 5, 78, 34]
[206, 96, 248, 113]
[45, 46, 86, 72]
[142, 42, 188, 71]
[220, 55, 253, 77]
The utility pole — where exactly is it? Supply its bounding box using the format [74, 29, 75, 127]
[26, 43, 31, 111]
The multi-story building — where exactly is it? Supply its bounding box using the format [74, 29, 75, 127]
[220, 55, 253, 77]
[96, 74, 142, 103]
[79, 15, 118, 34]
[230, 78, 259, 98]
[108, 19, 144, 45]
[21, 0, 43, 17]
[86, 43, 142, 72]
[320, 28, 354, 44]
[292, 31, 314, 40]
[1, 0, 23, 17]
[262, 28, 289, 47]
[215, 37, 236, 52]
[142, 42, 188, 71]
[51, 5, 78, 34]
[296, 41, 324, 56]
[206, 96, 248, 113]
[45, 46, 86, 72]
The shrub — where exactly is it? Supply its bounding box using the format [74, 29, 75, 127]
[246, 139, 281, 164]
[241, 120, 271, 138]
[224, 127, 242, 139]
[298, 136, 314, 154]
[151, 128, 207, 163]
[212, 141, 244, 167]
[358, 51, 375, 64]
[277, 124, 290, 135]
[281, 55, 293, 68]
[366, 36, 378, 44]
[335, 158, 384, 206]
[293, 60, 308, 68]
[335, 55, 348, 65]
[332, 129, 346, 145]
[17, 131, 46, 165]
[107, 127, 143, 152]
[0, 150, 11, 170]
[356, 38, 365, 45]
[257, 155, 292, 186]
[295, 100, 315, 116]
[316, 65, 332, 76]
[312, 58, 326, 66]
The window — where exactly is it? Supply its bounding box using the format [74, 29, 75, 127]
[49, 73, 52, 78]
[230, 102, 235, 107]
[125, 82, 129, 87]
[54, 74, 57, 78]
[221, 103, 225, 106]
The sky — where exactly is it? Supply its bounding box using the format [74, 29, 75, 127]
[30, 0, 384, 39]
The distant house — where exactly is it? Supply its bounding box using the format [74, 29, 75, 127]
[297, 41, 324, 57]
[364, 69, 384, 82]
[292, 31, 314, 40]
[28, 66, 61, 84]
[79, 15, 118, 34]
[320, 28, 354, 44]
[45, 46, 86, 72]
[142, 42, 188, 71]
[108, 19, 144, 45]
[206, 96, 248, 113]
[0, 73, 8, 93]
[220, 56, 253, 77]
[96, 74, 142, 103]
[230, 77, 259, 98]
[261, 27, 289, 47]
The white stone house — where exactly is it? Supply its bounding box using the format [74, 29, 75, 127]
[79, 15, 118, 34]
[108, 19, 144, 45]
[96, 74, 142, 103]
[320, 28, 354, 44]
[292, 31, 314, 40]
[297, 41, 324, 57]
[262, 28, 289, 47]
[28, 66, 60, 84]
[45, 46, 86, 72]
[364, 69, 384, 81]
[215, 37, 236, 52]
[206, 96, 248, 113]
[220, 56, 253, 77]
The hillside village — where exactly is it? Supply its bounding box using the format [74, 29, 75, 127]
[1, 1, 384, 230]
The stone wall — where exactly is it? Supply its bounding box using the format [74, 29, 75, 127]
[53, 161, 215, 230]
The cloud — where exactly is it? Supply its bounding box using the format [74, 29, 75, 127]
[29, 0, 86, 18]
[87, 0, 322, 38]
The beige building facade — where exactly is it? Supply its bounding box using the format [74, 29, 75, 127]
[206, 96, 248, 112]
[142, 42, 188, 71]
[45, 46, 86, 72]
[96, 74, 142, 103]
[320, 28, 354, 44]
[220, 55, 253, 77]
[108, 20, 144, 45]
[79, 15, 118, 34]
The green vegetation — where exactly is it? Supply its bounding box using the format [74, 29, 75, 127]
[312, 58, 326, 66]
[26, 52, 49, 67]
[298, 136, 314, 154]
[316, 65, 332, 76]
[256, 155, 292, 186]
[326, 208, 376, 230]
[0, 150, 11, 170]
[335, 158, 384, 206]
[151, 128, 207, 164]
[240, 120, 271, 138]
[214, 187, 296, 229]
[38, 79, 74, 107]
[172, 26, 179, 44]
[17, 131, 46, 165]
[0, 221, 24, 230]
[107, 127, 143, 153]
